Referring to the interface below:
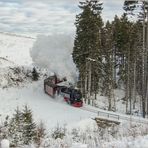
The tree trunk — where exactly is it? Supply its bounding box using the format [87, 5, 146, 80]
[142, 9, 146, 118]
[133, 60, 137, 109]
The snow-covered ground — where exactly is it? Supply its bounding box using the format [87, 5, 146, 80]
[0, 33, 148, 148]
[0, 33, 95, 129]
[0, 33, 97, 147]
[0, 32, 34, 66]
[0, 80, 96, 129]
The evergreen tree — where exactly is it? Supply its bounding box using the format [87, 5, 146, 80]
[123, 0, 148, 117]
[103, 21, 115, 111]
[8, 107, 24, 147]
[22, 105, 36, 145]
[8, 106, 36, 146]
[72, 0, 103, 104]
[32, 67, 39, 81]
[123, 1, 138, 13]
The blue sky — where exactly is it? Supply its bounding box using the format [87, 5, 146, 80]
[0, 0, 124, 36]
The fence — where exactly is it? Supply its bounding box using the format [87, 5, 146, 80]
[81, 106, 148, 124]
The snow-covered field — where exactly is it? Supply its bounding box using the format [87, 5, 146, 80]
[0, 32, 148, 148]
[0, 33, 98, 147]
[0, 32, 34, 66]
[0, 80, 96, 128]
[0, 33, 95, 128]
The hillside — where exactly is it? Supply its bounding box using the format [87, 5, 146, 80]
[0, 32, 34, 66]
[0, 32, 96, 127]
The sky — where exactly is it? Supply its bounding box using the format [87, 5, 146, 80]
[0, 0, 124, 37]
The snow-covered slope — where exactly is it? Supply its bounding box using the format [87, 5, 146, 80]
[0, 32, 96, 129]
[0, 32, 34, 66]
[0, 80, 96, 129]
[0, 66, 34, 88]
[0, 57, 14, 68]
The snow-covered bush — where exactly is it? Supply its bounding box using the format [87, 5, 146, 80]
[34, 122, 46, 147]
[51, 124, 66, 140]
[0, 106, 46, 147]
[0, 139, 10, 148]
[0, 66, 33, 88]
[0, 116, 9, 140]
[71, 128, 81, 142]
[0, 66, 47, 88]
[1, 106, 148, 148]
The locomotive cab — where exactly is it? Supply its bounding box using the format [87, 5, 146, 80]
[60, 87, 83, 107]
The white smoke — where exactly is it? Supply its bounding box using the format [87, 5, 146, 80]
[30, 34, 78, 83]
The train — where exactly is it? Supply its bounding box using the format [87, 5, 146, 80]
[44, 75, 83, 107]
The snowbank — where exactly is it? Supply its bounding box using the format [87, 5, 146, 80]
[104, 135, 148, 148]
[30, 34, 78, 83]
[71, 143, 87, 148]
[1, 139, 10, 148]
[68, 118, 98, 132]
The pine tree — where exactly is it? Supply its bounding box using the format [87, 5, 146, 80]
[72, 0, 103, 104]
[123, 1, 138, 13]
[123, 0, 148, 117]
[109, 16, 119, 89]
[32, 67, 39, 81]
[103, 21, 115, 111]
[8, 106, 36, 146]
[8, 107, 24, 147]
[22, 105, 36, 145]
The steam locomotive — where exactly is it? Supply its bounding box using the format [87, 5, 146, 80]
[44, 75, 83, 107]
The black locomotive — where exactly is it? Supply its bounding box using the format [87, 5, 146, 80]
[44, 75, 83, 107]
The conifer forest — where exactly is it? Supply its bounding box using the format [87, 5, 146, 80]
[72, 0, 148, 118]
